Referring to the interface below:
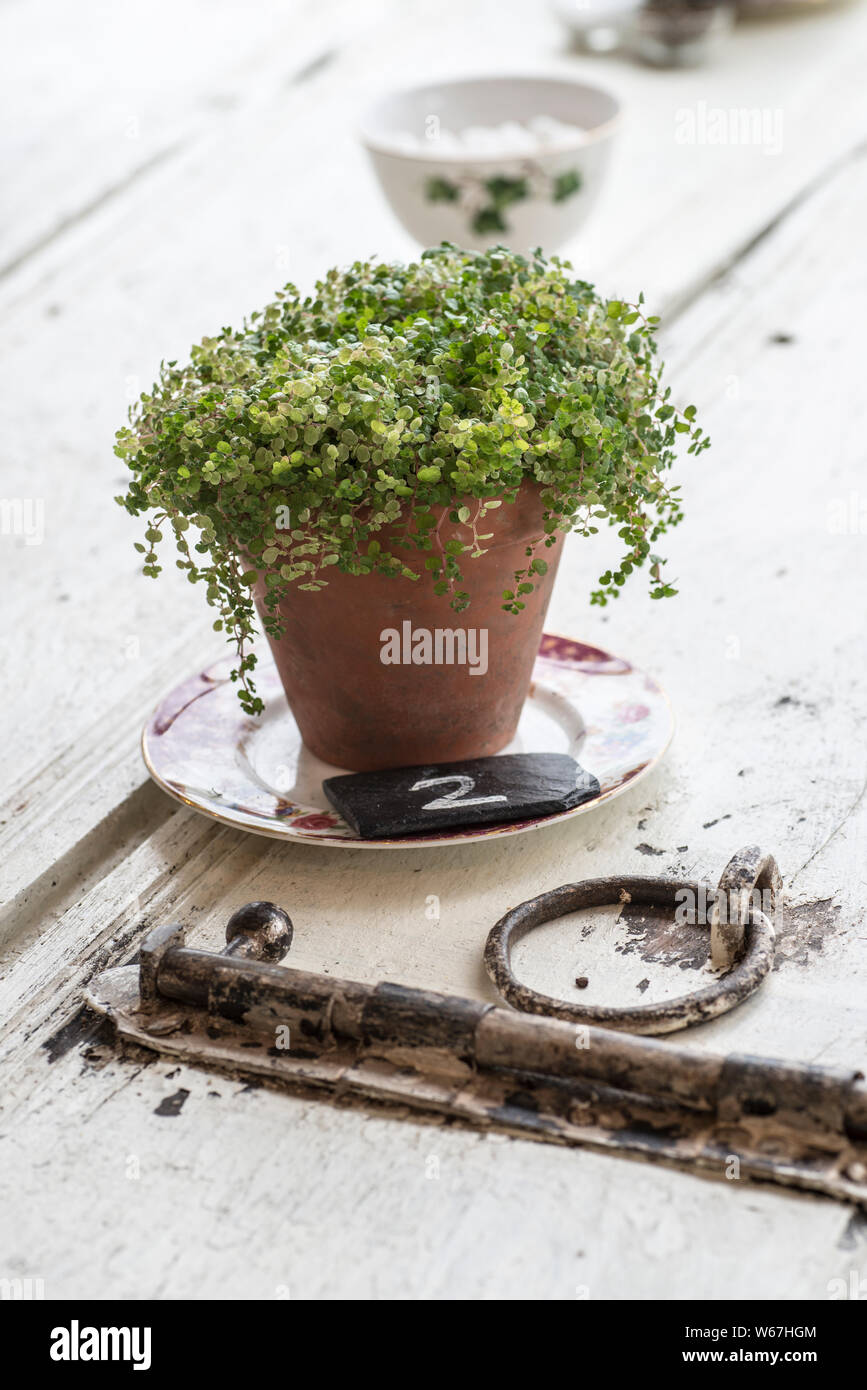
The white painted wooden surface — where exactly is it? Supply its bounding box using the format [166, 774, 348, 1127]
[2, 0, 867, 1300]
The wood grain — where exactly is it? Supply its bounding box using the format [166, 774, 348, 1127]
[2, 0, 866, 1299]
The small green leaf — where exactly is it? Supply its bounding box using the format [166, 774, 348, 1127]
[552, 168, 581, 202]
[425, 177, 460, 203]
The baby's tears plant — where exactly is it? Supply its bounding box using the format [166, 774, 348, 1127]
[116, 244, 708, 713]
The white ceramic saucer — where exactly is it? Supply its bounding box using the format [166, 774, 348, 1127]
[142, 633, 673, 849]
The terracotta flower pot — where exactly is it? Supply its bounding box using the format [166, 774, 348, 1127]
[252, 484, 563, 771]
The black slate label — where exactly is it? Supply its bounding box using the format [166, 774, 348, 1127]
[322, 753, 600, 839]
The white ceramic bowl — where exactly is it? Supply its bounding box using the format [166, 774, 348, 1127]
[360, 74, 622, 254]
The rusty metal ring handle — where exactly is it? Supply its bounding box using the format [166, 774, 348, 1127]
[485, 853, 778, 1036]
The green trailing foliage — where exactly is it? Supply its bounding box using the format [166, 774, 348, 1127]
[116, 243, 708, 713]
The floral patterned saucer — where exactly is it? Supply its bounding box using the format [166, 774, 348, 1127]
[142, 634, 674, 849]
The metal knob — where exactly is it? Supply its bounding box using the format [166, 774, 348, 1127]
[224, 901, 294, 963]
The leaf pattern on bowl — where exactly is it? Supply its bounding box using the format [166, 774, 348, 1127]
[425, 163, 583, 236]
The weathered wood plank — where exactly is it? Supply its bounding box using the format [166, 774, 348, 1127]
[3, 0, 866, 906]
[4, 145, 866, 1078]
[0, 0, 389, 277]
[2, 3, 867, 1299]
[0, 1039, 856, 1299]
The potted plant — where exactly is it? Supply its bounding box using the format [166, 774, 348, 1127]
[116, 244, 707, 770]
